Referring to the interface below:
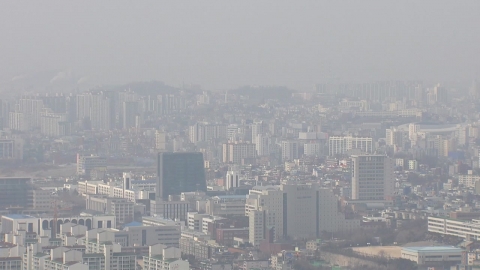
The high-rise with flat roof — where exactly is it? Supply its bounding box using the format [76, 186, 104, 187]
[351, 155, 394, 201]
[156, 152, 206, 201]
[0, 178, 32, 209]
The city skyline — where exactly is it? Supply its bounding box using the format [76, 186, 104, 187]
[1, 1, 479, 91]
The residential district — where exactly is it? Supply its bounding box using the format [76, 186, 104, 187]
[1, 81, 480, 270]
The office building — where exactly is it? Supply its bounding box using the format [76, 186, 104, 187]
[281, 184, 317, 238]
[351, 155, 394, 201]
[118, 223, 181, 248]
[0, 178, 32, 209]
[428, 217, 480, 241]
[151, 200, 190, 221]
[205, 195, 247, 216]
[157, 152, 206, 200]
[283, 184, 360, 239]
[246, 186, 284, 246]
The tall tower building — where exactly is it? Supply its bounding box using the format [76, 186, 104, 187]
[251, 121, 264, 141]
[255, 134, 270, 156]
[351, 155, 394, 201]
[226, 170, 240, 190]
[155, 130, 166, 151]
[156, 152, 206, 201]
[76, 93, 111, 130]
[122, 101, 139, 129]
[281, 141, 299, 161]
[245, 186, 284, 246]
[222, 142, 256, 164]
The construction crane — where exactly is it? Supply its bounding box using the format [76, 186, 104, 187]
[52, 199, 72, 237]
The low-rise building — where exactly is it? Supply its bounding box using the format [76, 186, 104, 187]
[428, 217, 480, 240]
[401, 246, 462, 265]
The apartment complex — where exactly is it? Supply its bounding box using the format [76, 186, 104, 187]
[86, 195, 135, 225]
[328, 136, 373, 156]
[222, 142, 256, 164]
[143, 244, 189, 270]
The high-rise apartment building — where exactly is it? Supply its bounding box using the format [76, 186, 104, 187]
[18, 96, 44, 129]
[122, 101, 139, 129]
[222, 142, 256, 164]
[304, 142, 322, 156]
[40, 110, 69, 137]
[9, 111, 28, 131]
[156, 152, 206, 201]
[143, 244, 190, 270]
[225, 170, 240, 190]
[255, 134, 270, 156]
[351, 155, 394, 201]
[385, 128, 407, 148]
[76, 93, 111, 130]
[155, 130, 166, 151]
[0, 139, 22, 160]
[281, 141, 299, 161]
[189, 122, 227, 143]
[328, 136, 373, 156]
[77, 154, 107, 177]
[0, 99, 9, 129]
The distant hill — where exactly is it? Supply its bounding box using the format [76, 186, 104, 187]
[230, 86, 293, 101]
[103, 81, 200, 96]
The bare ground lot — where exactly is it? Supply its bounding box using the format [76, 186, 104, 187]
[352, 241, 442, 259]
[0, 164, 76, 178]
[352, 246, 402, 258]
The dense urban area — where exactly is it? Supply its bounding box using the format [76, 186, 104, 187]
[0, 80, 479, 270]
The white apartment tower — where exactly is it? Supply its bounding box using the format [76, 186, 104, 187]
[328, 136, 373, 156]
[255, 134, 270, 156]
[281, 141, 299, 161]
[155, 130, 166, 151]
[222, 142, 256, 164]
[351, 155, 394, 201]
[226, 170, 240, 190]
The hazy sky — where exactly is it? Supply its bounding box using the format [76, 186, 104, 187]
[1, 1, 479, 90]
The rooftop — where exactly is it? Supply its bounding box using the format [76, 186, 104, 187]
[3, 214, 34, 220]
[402, 246, 462, 253]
